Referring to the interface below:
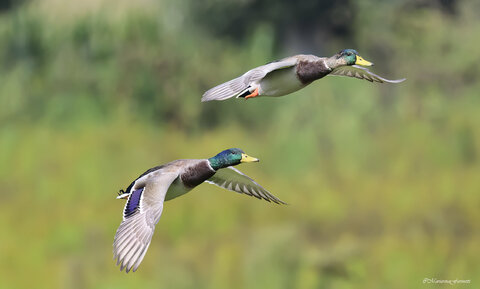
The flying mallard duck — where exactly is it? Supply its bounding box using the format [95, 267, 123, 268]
[201, 49, 405, 102]
[113, 148, 284, 272]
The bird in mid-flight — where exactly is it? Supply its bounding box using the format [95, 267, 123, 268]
[201, 49, 405, 102]
[113, 148, 284, 273]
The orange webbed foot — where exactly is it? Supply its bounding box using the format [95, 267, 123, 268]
[244, 88, 259, 99]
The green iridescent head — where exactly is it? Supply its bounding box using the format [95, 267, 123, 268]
[337, 49, 373, 66]
[208, 148, 259, 170]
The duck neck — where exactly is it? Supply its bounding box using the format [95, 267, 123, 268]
[208, 157, 225, 171]
[325, 56, 347, 70]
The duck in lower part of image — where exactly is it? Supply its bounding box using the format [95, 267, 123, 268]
[113, 148, 285, 273]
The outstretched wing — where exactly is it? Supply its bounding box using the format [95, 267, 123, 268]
[205, 166, 286, 204]
[329, 65, 406, 83]
[201, 57, 298, 102]
[113, 170, 179, 273]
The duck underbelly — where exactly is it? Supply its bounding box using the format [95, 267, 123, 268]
[164, 178, 192, 201]
[259, 67, 308, 97]
[164, 159, 215, 201]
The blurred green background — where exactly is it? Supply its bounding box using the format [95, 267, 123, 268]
[1, 0, 479, 288]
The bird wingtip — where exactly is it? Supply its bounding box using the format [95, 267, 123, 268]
[201, 94, 214, 102]
[392, 78, 406, 83]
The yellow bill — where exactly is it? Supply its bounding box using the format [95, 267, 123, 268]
[241, 153, 259, 163]
[355, 55, 373, 66]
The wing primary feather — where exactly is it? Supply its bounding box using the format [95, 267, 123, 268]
[205, 167, 286, 204]
[201, 77, 247, 102]
[132, 243, 151, 272]
[329, 65, 406, 84]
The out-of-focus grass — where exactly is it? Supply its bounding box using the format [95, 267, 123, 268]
[0, 1, 479, 289]
[2, 109, 479, 289]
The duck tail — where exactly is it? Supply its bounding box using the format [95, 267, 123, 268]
[117, 189, 129, 199]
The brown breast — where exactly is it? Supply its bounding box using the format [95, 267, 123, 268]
[296, 60, 331, 84]
[180, 160, 216, 188]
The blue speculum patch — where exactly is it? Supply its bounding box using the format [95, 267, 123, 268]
[124, 188, 144, 218]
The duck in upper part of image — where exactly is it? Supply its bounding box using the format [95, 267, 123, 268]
[201, 49, 405, 102]
[113, 148, 284, 273]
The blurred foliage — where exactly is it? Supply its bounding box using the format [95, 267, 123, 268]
[0, 0, 479, 288]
